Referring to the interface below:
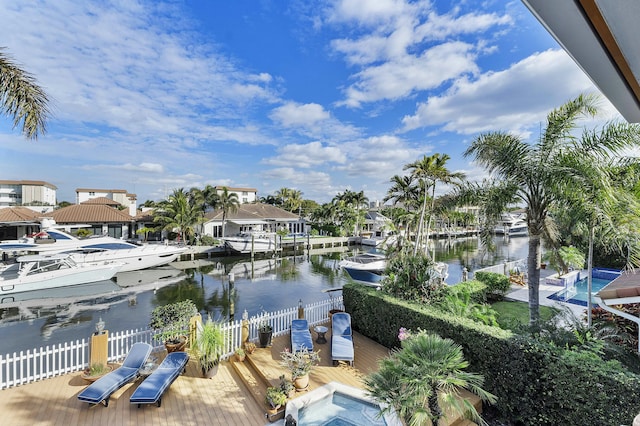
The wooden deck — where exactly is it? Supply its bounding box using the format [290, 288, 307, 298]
[0, 323, 481, 425]
[0, 324, 390, 426]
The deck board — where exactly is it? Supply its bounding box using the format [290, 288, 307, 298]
[0, 321, 478, 425]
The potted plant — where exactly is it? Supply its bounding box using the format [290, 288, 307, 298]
[258, 319, 273, 348]
[80, 362, 113, 383]
[149, 299, 198, 352]
[280, 347, 320, 391]
[279, 374, 295, 399]
[193, 316, 225, 378]
[234, 347, 246, 362]
[244, 341, 257, 354]
[265, 386, 287, 414]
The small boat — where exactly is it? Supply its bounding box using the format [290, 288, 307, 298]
[494, 214, 528, 237]
[1, 227, 187, 272]
[339, 252, 387, 286]
[223, 234, 277, 254]
[0, 254, 123, 295]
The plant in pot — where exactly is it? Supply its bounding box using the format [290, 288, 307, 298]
[149, 299, 198, 352]
[280, 347, 320, 391]
[279, 374, 295, 399]
[244, 341, 256, 354]
[265, 386, 287, 414]
[234, 347, 246, 362]
[81, 362, 113, 382]
[193, 316, 225, 378]
[258, 319, 273, 348]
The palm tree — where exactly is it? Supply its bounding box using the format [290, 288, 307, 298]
[365, 331, 496, 426]
[351, 190, 369, 236]
[153, 188, 203, 243]
[465, 93, 640, 324]
[217, 187, 239, 238]
[1, 47, 50, 140]
[404, 154, 465, 256]
[385, 174, 421, 242]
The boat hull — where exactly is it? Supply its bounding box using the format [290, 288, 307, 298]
[224, 236, 276, 254]
[68, 247, 185, 272]
[0, 262, 122, 295]
[342, 267, 384, 284]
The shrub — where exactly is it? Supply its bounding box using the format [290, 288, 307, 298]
[149, 299, 198, 343]
[381, 252, 447, 303]
[474, 271, 510, 298]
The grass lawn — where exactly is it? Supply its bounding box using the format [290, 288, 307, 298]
[492, 300, 558, 329]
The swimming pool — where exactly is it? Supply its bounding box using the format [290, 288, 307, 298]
[547, 269, 621, 306]
[285, 382, 402, 425]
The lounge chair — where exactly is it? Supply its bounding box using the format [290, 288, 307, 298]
[77, 342, 153, 407]
[130, 351, 189, 408]
[331, 312, 354, 366]
[290, 319, 313, 353]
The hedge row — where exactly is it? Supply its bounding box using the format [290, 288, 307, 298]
[343, 283, 640, 426]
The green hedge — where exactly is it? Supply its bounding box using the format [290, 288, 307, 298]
[343, 283, 640, 426]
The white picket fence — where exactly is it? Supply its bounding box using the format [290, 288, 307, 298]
[472, 258, 526, 278]
[0, 296, 343, 390]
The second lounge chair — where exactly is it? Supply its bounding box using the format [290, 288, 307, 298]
[331, 312, 354, 366]
[130, 351, 189, 408]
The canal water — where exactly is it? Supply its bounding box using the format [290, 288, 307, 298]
[0, 236, 528, 355]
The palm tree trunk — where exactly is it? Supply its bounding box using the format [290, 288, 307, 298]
[587, 224, 594, 326]
[527, 233, 542, 324]
[425, 185, 437, 259]
[428, 391, 442, 426]
[415, 188, 428, 256]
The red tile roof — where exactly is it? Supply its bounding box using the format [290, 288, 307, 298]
[50, 204, 133, 223]
[0, 207, 42, 223]
[80, 197, 121, 206]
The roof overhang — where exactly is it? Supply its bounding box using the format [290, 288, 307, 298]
[228, 219, 269, 225]
[521, 0, 640, 122]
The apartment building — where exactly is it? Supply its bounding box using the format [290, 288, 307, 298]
[0, 180, 57, 207]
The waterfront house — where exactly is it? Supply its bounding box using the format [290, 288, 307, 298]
[75, 188, 137, 216]
[202, 202, 305, 238]
[48, 203, 134, 239]
[0, 206, 42, 240]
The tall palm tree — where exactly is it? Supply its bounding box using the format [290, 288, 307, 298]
[365, 332, 496, 426]
[217, 187, 239, 238]
[385, 174, 421, 241]
[465, 93, 640, 324]
[404, 154, 465, 256]
[153, 188, 203, 243]
[1, 48, 50, 140]
[351, 190, 369, 236]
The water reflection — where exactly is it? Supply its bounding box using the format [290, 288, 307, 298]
[0, 238, 529, 355]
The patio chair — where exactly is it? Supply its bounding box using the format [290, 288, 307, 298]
[291, 319, 313, 353]
[77, 342, 153, 407]
[331, 312, 354, 366]
[130, 351, 189, 408]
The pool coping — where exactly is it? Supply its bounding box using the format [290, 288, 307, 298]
[284, 381, 402, 425]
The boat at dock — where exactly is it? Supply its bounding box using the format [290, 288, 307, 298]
[0, 226, 187, 272]
[223, 234, 277, 254]
[339, 252, 387, 286]
[0, 253, 123, 295]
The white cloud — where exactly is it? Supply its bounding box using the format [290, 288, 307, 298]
[270, 102, 331, 127]
[401, 49, 598, 135]
[263, 141, 345, 168]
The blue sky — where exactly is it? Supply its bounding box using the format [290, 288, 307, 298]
[0, 0, 620, 205]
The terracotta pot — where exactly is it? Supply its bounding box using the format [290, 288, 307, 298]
[293, 374, 309, 391]
[165, 336, 187, 353]
[235, 353, 246, 362]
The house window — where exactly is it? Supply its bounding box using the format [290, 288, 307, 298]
[242, 191, 248, 196]
[89, 192, 95, 196]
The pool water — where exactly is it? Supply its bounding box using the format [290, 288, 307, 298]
[547, 277, 614, 306]
[298, 392, 387, 426]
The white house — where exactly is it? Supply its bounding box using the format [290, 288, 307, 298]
[202, 203, 304, 237]
[76, 188, 137, 216]
[214, 186, 257, 204]
[0, 180, 57, 207]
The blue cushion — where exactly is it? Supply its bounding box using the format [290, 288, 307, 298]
[332, 312, 352, 337]
[291, 319, 313, 352]
[130, 351, 189, 406]
[331, 335, 354, 362]
[77, 342, 152, 406]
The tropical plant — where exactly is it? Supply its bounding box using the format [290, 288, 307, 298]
[404, 153, 465, 256]
[216, 186, 239, 237]
[153, 188, 203, 243]
[381, 252, 447, 303]
[0, 47, 50, 139]
[543, 246, 585, 276]
[193, 316, 225, 373]
[464, 93, 640, 324]
[280, 347, 321, 380]
[279, 374, 295, 396]
[365, 330, 496, 426]
[149, 299, 198, 343]
[244, 341, 257, 354]
[265, 386, 287, 409]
